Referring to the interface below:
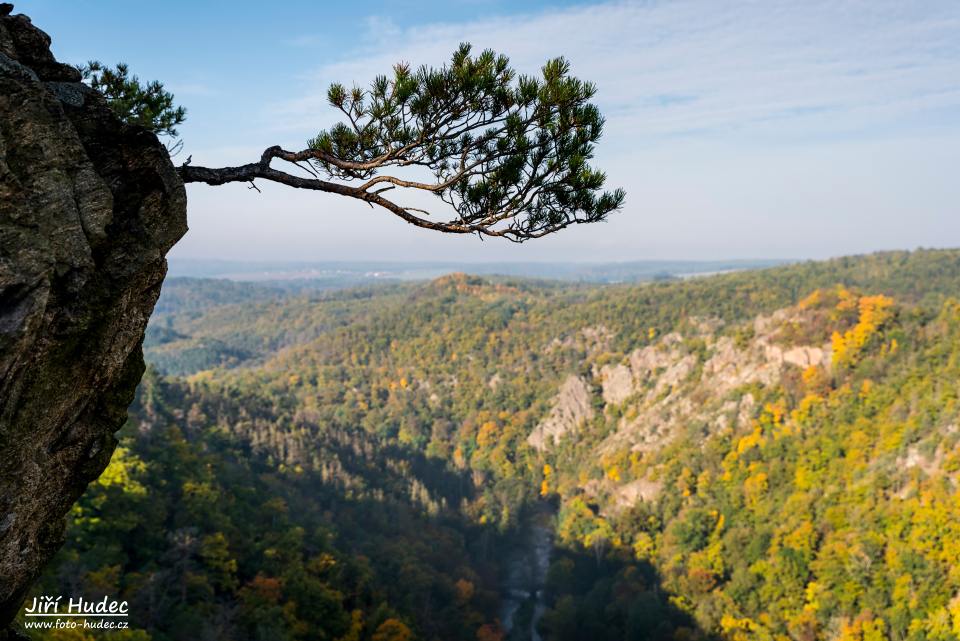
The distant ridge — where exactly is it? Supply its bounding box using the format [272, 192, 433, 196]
[167, 257, 794, 284]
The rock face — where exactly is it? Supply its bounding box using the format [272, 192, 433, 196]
[599, 363, 632, 405]
[0, 5, 187, 632]
[538, 306, 839, 513]
[527, 375, 595, 451]
[594, 314, 831, 457]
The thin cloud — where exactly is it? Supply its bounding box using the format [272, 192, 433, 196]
[269, 0, 960, 144]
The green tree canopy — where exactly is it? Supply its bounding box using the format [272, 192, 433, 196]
[79, 61, 186, 138]
[176, 43, 624, 241]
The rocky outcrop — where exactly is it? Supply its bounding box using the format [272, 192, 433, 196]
[599, 363, 632, 405]
[612, 478, 663, 508]
[0, 4, 186, 633]
[527, 375, 595, 451]
[592, 310, 832, 459]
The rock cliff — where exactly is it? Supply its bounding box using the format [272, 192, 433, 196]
[0, 4, 186, 633]
[527, 375, 596, 451]
[530, 302, 835, 511]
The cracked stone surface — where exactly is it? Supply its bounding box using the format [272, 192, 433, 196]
[0, 4, 187, 633]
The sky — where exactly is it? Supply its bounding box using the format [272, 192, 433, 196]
[19, 0, 960, 262]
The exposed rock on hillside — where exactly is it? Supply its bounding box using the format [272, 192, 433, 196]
[0, 4, 186, 632]
[532, 306, 835, 511]
[599, 313, 831, 456]
[599, 364, 632, 405]
[527, 375, 595, 451]
[611, 478, 663, 508]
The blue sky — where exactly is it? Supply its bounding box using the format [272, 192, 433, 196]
[19, 0, 960, 262]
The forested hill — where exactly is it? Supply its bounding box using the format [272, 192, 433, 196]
[28, 249, 960, 641]
[146, 250, 958, 377]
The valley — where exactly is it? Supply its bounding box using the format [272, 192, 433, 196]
[26, 249, 960, 641]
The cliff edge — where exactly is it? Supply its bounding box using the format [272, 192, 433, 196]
[0, 4, 187, 634]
